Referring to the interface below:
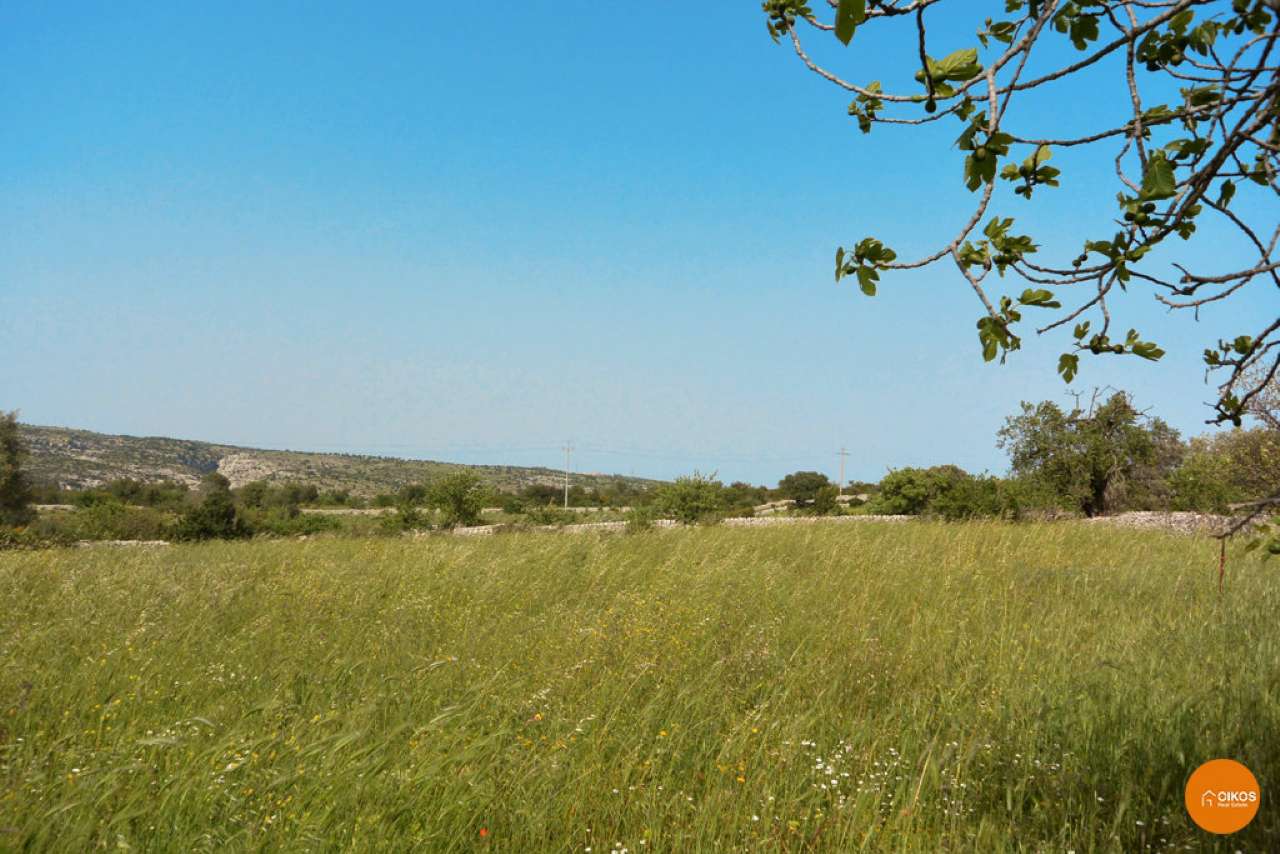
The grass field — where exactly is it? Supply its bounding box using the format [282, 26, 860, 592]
[1, 523, 1276, 851]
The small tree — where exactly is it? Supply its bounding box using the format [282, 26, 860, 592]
[237, 480, 271, 509]
[871, 465, 970, 515]
[176, 473, 250, 541]
[998, 391, 1177, 516]
[429, 471, 485, 528]
[776, 471, 832, 504]
[0, 412, 35, 527]
[654, 472, 728, 525]
[1168, 436, 1245, 513]
[810, 483, 841, 516]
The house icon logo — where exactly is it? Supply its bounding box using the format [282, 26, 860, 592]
[1185, 759, 1260, 834]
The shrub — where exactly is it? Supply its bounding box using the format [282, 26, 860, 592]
[776, 471, 833, 505]
[175, 474, 251, 541]
[245, 507, 340, 537]
[0, 411, 34, 528]
[499, 493, 527, 514]
[870, 467, 963, 515]
[524, 504, 573, 526]
[625, 505, 658, 533]
[993, 476, 1070, 521]
[0, 525, 65, 550]
[397, 484, 431, 507]
[381, 503, 430, 534]
[654, 472, 727, 525]
[810, 485, 841, 516]
[928, 475, 1003, 521]
[33, 500, 174, 542]
[429, 472, 485, 528]
[873, 467, 1062, 521]
[237, 480, 271, 509]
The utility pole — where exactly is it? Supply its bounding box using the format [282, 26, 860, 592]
[837, 447, 849, 495]
[563, 441, 573, 508]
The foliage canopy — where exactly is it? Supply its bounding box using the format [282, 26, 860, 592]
[765, 0, 1279, 426]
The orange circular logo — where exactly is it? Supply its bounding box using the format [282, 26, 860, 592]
[1185, 759, 1260, 834]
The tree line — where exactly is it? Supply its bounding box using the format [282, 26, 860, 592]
[2, 389, 1278, 549]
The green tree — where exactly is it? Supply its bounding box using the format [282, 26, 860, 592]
[654, 472, 728, 525]
[237, 480, 271, 509]
[776, 471, 832, 504]
[810, 483, 841, 516]
[175, 473, 250, 541]
[765, 0, 1279, 425]
[871, 465, 971, 516]
[998, 392, 1178, 517]
[723, 481, 768, 515]
[1168, 436, 1245, 513]
[429, 472, 485, 528]
[0, 411, 35, 527]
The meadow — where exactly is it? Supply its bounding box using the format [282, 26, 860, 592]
[1, 522, 1276, 851]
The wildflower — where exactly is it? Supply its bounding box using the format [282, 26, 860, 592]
[479, 828, 488, 838]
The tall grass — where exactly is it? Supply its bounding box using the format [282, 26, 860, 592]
[1, 523, 1276, 851]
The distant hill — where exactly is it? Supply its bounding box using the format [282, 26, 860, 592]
[19, 424, 657, 497]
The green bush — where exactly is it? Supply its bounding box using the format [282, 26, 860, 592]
[810, 484, 841, 516]
[625, 505, 658, 533]
[32, 501, 174, 542]
[175, 474, 251, 541]
[0, 411, 35, 528]
[499, 493, 527, 514]
[245, 507, 341, 537]
[926, 474, 1001, 520]
[429, 472, 484, 528]
[870, 466, 966, 515]
[873, 467, 1063, 521]
[0, 525, 65, 550]
[653, 472, 727, 525]
[776, 471, 833, 505]
[380, 503, 430, 534]
[524, 504, 573, 526]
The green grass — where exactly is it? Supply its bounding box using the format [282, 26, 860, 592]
[1, 523, 1276, 851]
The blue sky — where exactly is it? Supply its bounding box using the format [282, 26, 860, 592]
[2, 2, 1274, 486]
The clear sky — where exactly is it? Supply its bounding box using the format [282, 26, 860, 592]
[2, 2, 1274, 486]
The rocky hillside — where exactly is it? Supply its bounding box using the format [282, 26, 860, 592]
[19, 424, 656, 497]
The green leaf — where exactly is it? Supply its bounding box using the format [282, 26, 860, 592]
[835, 0, 866, 46]
[1058, 353, 1079, 383]
[1018, 288, 1061, 308]
[835, 247, 845, 281]
[982, 334, 998, 362]
[855, 265, 877, 296]
[1132, 341, 1165, 361]
[934, 48, 983, 81]
[1140, 152, 1177, 201]
[1219, 180, 1236, 208]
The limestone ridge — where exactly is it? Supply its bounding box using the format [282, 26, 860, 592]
[18, 424, 656, 496]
